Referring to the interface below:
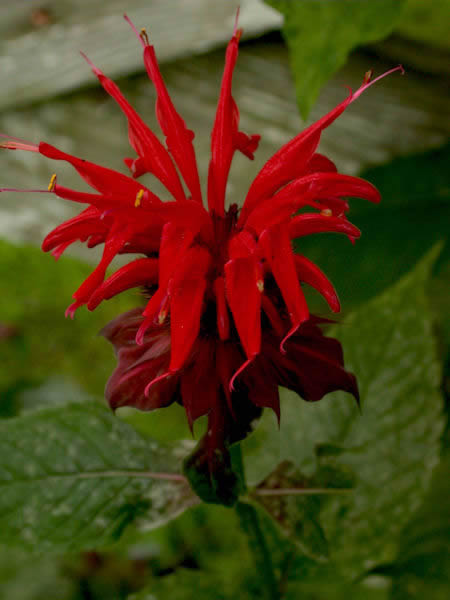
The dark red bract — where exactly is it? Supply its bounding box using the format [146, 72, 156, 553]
[0, 15, 402, 464]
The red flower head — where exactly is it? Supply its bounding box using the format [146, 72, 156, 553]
[0, 15, 403, 472]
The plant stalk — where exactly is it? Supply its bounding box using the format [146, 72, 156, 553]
[236, 500, 280, 600]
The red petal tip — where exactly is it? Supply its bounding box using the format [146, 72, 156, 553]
[229, 357, 254, 392]
[65, 301, 81, 319]
[80, 51, 101, 76]
[123, 13, 146, 48]
[144, 371, 172, 397]
[280, 324, 301, 354]
[233, 6, 240, 37]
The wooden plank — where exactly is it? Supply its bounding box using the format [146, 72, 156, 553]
[0, 40, 448, 256]
[0, 0, 281, 112]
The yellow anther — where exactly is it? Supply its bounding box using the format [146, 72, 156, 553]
[158, 310, 167, 325]
[140, 27, 149, 45]
[48, 174, 57, 192]
[363, 69, 373, 84]
[257, 279, 264, 293]
[320, 208, 332, 217]
[135, 189, 144, 207]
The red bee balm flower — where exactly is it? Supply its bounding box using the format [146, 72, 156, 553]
[1, 16, 402, 468]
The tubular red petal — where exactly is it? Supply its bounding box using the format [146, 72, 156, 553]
[42, 206, 105, 252]
[239, 87, 362, 225]
[168, 247, 211, 371]
[142, 44, 202, 204]
[245, 168, 379, 235]
[239, 130, 321, 225]
[297, 172, 381, 204]
[158, 222, 195, 287]
[39, 143, 158, 201]
[214, 277, 230, 341]
[70, 225, 133, 310]
[225, 256, 262, 359]
[207, 31, 260, 215]
[289, 214, 361, 239]
[259, 225, 309, 348]
[87, 257, 158, 310]
[294, 255, 340, 313]
[305, 153, 338, 174]
[240, 66, 402, 225]
[81, 53, 187, 202]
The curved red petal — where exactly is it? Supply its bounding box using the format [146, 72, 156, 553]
[294, 255, 340, 313]
[289, 214, 361, 239]
[87, 257, 158, 310]
[81, 55, 187, 202]
[143, 45, 202, 204]
[259, 225, 309, 347]
[225, 256, 262, 360]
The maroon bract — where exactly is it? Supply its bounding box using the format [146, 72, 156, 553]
[0, 16, 402, 463]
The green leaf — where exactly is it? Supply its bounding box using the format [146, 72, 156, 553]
[129, 569, 229, 600]
[0, 403, 194, 553]
[266, 0, 406, 118]
[0, 240, 136, 409]
[244, 246, 445, 576]
[385, 455, 450, 599]
[398, 0, 450, 50]
[183, 441, 245, 507]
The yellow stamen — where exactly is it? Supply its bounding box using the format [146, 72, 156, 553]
[257, 279, 264, 293]
[363, 69, 373, 84]
[321, 208, 332, 217]
[158, 310, 167, 325]
[140, 27, 149, 45]
[135, 189, 144, 207]
[48, 174, 57, 192]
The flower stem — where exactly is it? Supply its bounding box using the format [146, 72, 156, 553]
[236, 501, 280, 600]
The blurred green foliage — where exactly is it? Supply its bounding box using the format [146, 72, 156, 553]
[266, 0, 406, 118]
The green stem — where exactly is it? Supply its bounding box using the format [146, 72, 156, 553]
[236, 501, 280, 600]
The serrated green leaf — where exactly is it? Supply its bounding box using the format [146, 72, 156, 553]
[266, 0, 406, 118]
[0, 403, 194, 553]
[244, 246, 445, 576]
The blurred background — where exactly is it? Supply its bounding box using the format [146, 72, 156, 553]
[0, 1, 448, 599]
